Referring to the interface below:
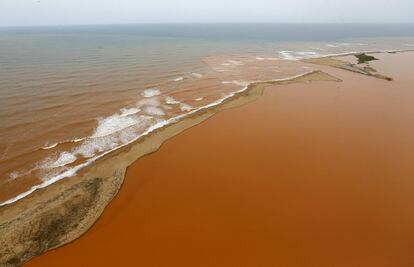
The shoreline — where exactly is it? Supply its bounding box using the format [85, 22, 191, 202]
[1, 49, 412, 208]
[0, 68, 340, 266]
[25, 50, 414, 266]
[0, 70, 325, 207]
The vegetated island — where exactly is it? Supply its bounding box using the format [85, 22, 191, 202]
[303, 52, 393, 81]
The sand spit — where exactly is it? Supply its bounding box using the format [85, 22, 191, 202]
[302, 53, 393, 81]
[0, 71, 340, 266]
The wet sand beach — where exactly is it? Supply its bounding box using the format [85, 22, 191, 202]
[25, 52, 414, 266]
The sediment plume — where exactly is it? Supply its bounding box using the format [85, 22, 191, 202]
[0, 70, 340, 266]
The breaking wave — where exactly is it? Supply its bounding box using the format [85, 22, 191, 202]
[0, 71, 316, 207]
[141, 88, 161, 98]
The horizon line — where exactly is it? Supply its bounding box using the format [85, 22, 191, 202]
[1, 21, 414, 28]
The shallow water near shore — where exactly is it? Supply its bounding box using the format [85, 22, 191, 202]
[1, 23, 414, 206]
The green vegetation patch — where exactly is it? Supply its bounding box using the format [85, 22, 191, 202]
[355, 53, 378, 64]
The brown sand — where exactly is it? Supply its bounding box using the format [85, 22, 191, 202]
[24, 52, 414, 266]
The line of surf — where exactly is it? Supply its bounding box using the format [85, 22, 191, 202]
[0, 71, 316, 207]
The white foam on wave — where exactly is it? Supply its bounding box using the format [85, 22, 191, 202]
[144, 106, 165, 116]
[278, 51, 321, 60]
[42, 152, 77, 169]
[234, 81, 250, 87]
[141, 88, 161, 98]
[74, 136, 116, 158]
[195, 97, 203, 101]
[0, 70, 319, 207]
[278, 51, 299, 60]
[296, 51, 318, 56]
[165, 96, 180, 105]
[256, 56, 279, 61]
[326, 44, 340, 48]
[180, 103, 193, 112]
[326, 42, 366, 48]
[191, 72, 203, 78]
[40, 137, 85, 150]
[8, 172, 19, 181]
[138, 96, 165, 116]
[74, 115, 154, 159]
[228, 60, 243, 65]
[222, 80, 250, 87]
[120, 107, 141, 117]
[41, 142, 58, 150]
[137, 98, 160, 107]
[173, 76, 184, 82]
[92, 114, 139, 138]
[310, 47, 325, 51]
[82, 115, 155, 159]
[7, 167, 41, 182]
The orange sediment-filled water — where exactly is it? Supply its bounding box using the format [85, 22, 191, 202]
[2, 25, 414, 206]
[26, 52, 414, 266]
[0, 49, 311, 204]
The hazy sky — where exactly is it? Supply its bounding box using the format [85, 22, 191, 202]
[1, 0, 413, 27]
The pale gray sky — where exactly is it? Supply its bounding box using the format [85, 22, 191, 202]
[1, 0, 413, 27]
